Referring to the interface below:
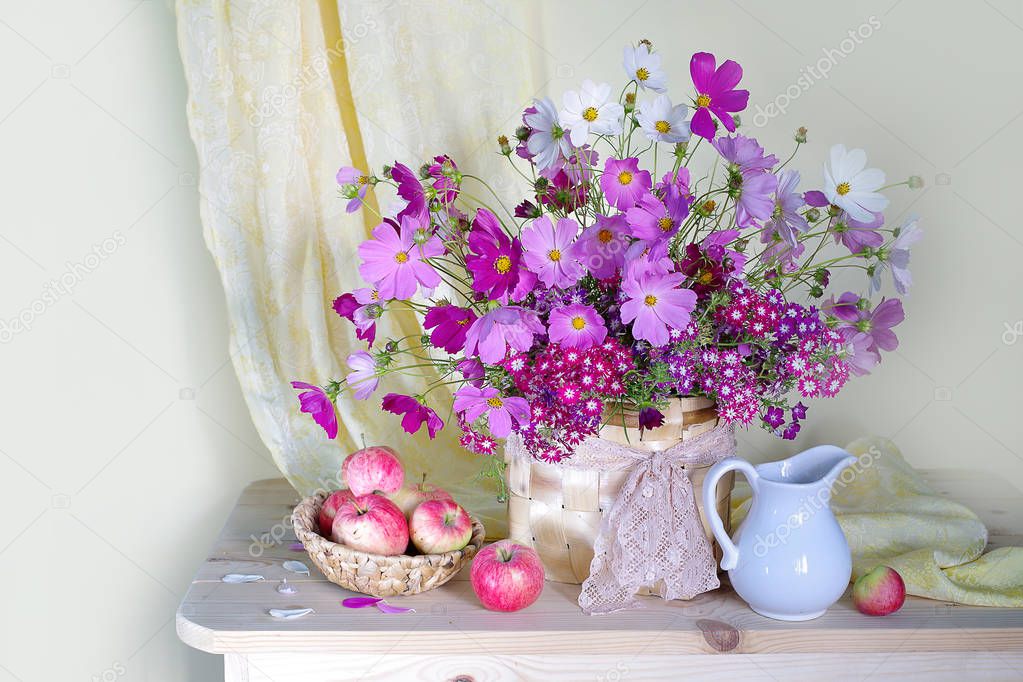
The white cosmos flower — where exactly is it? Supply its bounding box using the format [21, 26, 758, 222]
[622, 45, 666, 92]
[823, 144, 889, 222]
[636, 94, 690, 143]
[525, 97, 574, 172]
[559, 80, 623, 147]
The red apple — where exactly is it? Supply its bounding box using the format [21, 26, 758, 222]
[852, 565, 906, 616]
[387, 482, 453, 517]
[341, 446, 405, 496]
[318, 489, 355, 536]
[331, 493, 409, 555]
[471, 540, 544, 612]
[409, 499, 473, 554]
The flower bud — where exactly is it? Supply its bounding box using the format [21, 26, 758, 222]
[420, 334, 432, 346]
[385, 340, 399, 353]
[624, 92, 636, 113]
[805, 207, 821, 222]
[813, 268, 830, 286]
[794, 126, 807, 143]
[696, 199, 717, 217]
[497, 134, 512, 155]
[907, 175, 924, 189]
[418, 164, 431, 180]
[732, 114, 741, 129]
[808, 284, 824, 298]
[638, 38, 653, 52]
[514, 125, 530, 141]
[381, 164, 393, 176]
[673, 142, 688, 159]
[533, 177, 549, 193]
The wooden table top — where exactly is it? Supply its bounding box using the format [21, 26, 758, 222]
[177, 472, 1023, 657]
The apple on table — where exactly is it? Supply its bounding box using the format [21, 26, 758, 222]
[470, 540, 545, 612]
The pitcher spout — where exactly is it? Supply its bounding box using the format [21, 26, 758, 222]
[821, 452, 858, 489]
[758, 445, 858, 490]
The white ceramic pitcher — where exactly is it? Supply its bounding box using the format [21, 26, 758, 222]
[703, 446, 858, 621]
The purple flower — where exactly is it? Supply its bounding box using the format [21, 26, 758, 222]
[381, 393, 444, 439]
[626, 192, 686, 258]
[620, 270, 698, 347]
[825, 293, 904, 355]
[358, 216, 443, 300]
[782, 422, 801, 440]
[871, 217, 922, 295]
[764, 170, 809, 247]
[791, 402, 808, 420]
[521, 215, 584, 288]
[763, 406, 785, 429]
[600, 157, 651, 210]
[844, 331, 881, 376]
[456, 358, 485, 386]
[336, 166, 370, 213]
[638, 406, 665, 430]
[427, 155, 460, 204]
[689, 52, 749, 139]
[290, 381, 338, 439]
[733, 170, 778, 228]
[832, 209, 884, 255]
[548, 303, 607, 350]
[656, 168, 694, 218]
[423, 305, 477, 354]
[345, 351, 378, 400]
[463, 306, 544, 363]
[578, 213, 629, 279]
[390, 162, 427, 223]
[803, 190, 829, 207]
[712, 135, 777, 173]
[465, 208, 531, 302]
[453, 385, 530, 438]
[333, 288, 379, 346]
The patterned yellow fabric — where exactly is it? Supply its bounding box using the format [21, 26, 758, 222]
[175, 0, 538, 536]
[733, 436, 1023, 606]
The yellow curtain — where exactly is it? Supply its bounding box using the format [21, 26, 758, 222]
[175, 0, 541, 536]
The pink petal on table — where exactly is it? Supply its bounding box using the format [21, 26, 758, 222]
[376, 602, 416, 614]
[342, 597, 383, 608]
[288, 542, 305, 551]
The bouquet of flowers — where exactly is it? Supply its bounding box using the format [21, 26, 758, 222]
[293, 42, 922, 468]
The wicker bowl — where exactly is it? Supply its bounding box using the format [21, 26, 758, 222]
[292, 492, 485, 598]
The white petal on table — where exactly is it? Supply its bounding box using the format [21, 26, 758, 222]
[282, 560, 310, 575]
[221, 574, 265, 583]
[268, 607, 314, 619]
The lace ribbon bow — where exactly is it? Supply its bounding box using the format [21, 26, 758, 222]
[558, 425, 735, 614]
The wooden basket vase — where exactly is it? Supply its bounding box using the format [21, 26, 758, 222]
[505, 396, 734, 586]
[292, 492, 485, 598]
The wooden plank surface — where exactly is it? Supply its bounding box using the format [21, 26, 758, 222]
[179, 474, 1023, 657]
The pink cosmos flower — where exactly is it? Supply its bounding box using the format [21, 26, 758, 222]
[620, 271, 698, 347]
[463, 306, 544, 363]
[390, 162, 427, 222]
[290, 381, 338, 439]
[548, 303, 607, 350]
[423, 305, 477, 354]
[381, 393, 444, 439]
[824, 292, 904, 356]
[689, 52, 749, 139]
[427, 155, 460, 204]
[600, 157, 651, 210]
[358, 216, 443, 300]
[345, 351, 378, 400]
[578, 213, 629, 279]
[453, 385, 530, 438]
[712, 135, 777, 173]
[336, 166, 370, 213]
[521, 215, 584, 288]
[626, 192, 687, 258]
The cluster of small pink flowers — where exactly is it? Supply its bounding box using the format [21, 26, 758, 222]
[457, 413, 498, 456]
[501, 339, 635, 461]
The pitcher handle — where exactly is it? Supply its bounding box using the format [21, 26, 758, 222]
[703, 457, 759, 571]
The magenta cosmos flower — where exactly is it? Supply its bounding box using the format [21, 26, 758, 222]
[463, 306, 544, 363]
[336, 166, 370, 213]
[548, 303, 607, 350]
[358, 216, 443, 300]
[290, 381, 338, 439]
[332, 287, 380, 346]
[381, 393, 444, 439]
[465, 208, 534, 302]
[620, 271, 698, 346]
[521, 215, 584, 288]
[600, 157, 651, 210]
[453, 385, 530, 438]
[689, 52, 749, 139]
[423, 304, 477, 354]
[578, 213, 629, 279]
[390, 162, 427, 222]
[345, 350, 378, 400]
